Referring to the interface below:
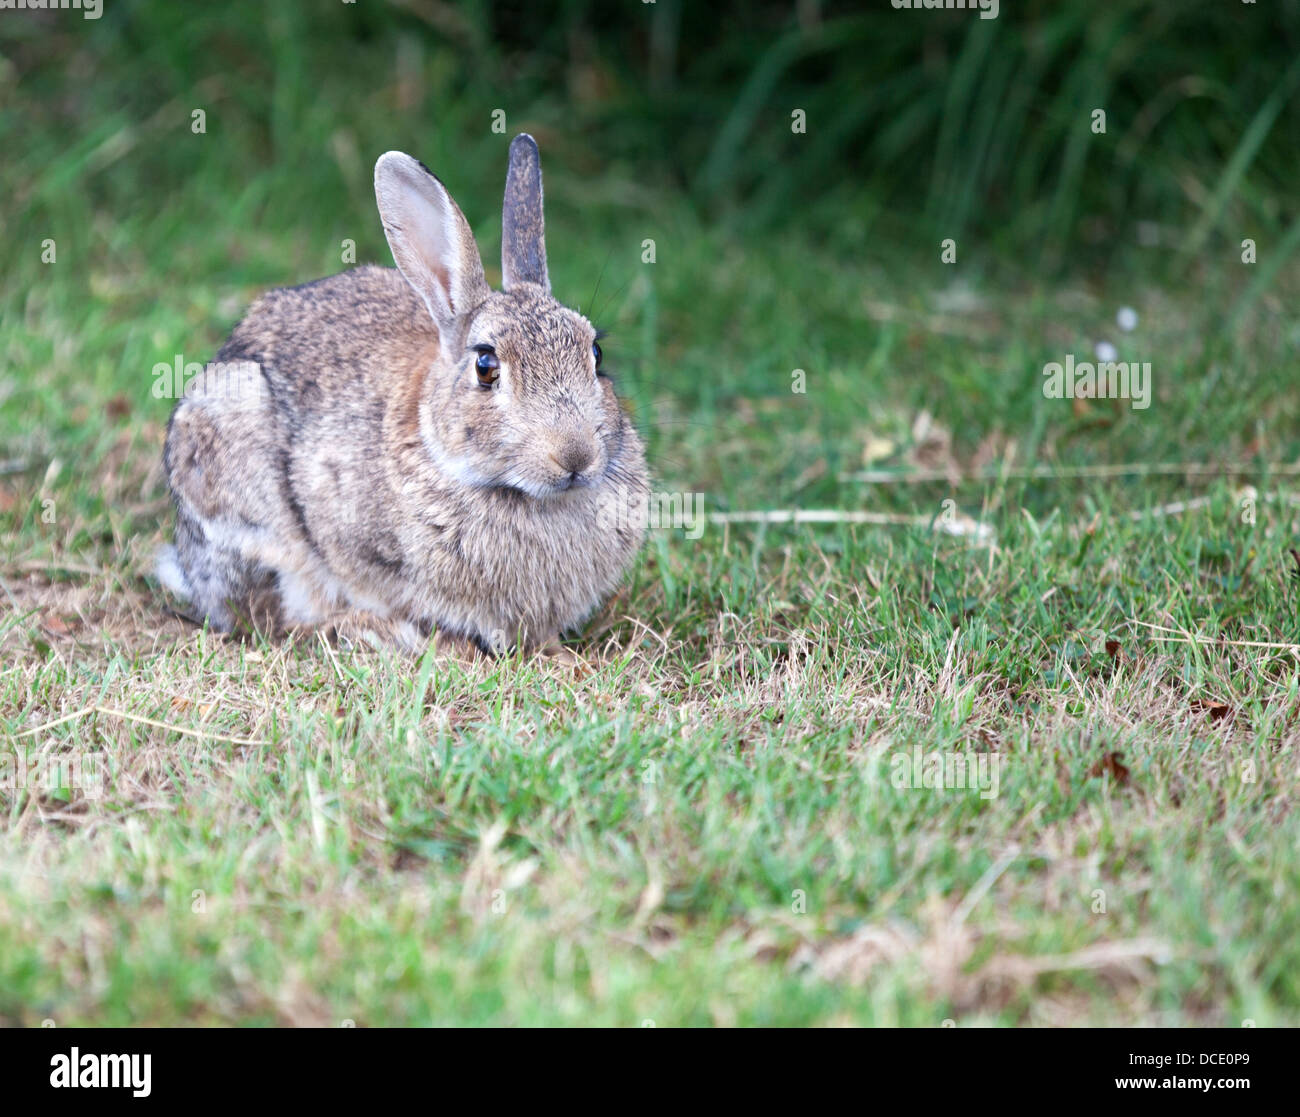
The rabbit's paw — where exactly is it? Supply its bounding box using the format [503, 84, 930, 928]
[430, 629, 487, 664]
[318, 612, 427, 653]
[539, 638, 592, 673]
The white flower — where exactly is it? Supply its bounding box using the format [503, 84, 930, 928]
[1095, 340, 1118, 362]
[1116, 306, 1138, 332]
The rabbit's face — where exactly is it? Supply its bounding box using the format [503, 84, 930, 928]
[427, 284, 629, 500]
[376, 137, 642, 503]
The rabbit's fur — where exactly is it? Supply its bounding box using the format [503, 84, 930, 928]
[159, 135, 648, 654]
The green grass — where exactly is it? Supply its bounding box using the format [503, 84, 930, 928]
[2, 2, 1300, 1026]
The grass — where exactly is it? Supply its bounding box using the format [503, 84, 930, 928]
[2, 2, 1300, 1026]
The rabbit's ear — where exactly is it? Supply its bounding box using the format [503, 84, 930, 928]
[375, 152, 489, 328]
[501, 134, 549, 291]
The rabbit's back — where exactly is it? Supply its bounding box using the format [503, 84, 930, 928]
[226, 265, 431, 420]
[162, 266, 433, 627]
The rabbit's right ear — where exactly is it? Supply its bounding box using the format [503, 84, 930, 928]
[375, 152, 490, 328]
[501, 134, 549, 291]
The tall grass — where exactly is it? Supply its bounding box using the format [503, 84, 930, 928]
[3, 0, 1298, 275]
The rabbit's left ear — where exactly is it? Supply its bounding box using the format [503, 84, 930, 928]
[501, 134, 549, 292]
[375, 152, 489, 328]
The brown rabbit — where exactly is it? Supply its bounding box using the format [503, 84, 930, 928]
[158, 135, 649, 655]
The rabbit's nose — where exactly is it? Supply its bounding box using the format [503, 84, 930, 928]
[553, 442, 594, 477]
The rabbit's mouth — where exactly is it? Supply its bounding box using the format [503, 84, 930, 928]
[497, 447, 610, 499]
[490, 463, 606, 501]
[551, 471, 592, 493]
[514, 473, 594, 500]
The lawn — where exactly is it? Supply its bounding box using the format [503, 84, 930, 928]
[2, 1, 1299, 1026]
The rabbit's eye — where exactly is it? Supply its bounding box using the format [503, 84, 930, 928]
[592, 342, 602, 369]
[474, 351, 500, 387]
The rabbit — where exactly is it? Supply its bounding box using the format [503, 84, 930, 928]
[157, 134, 649, 656]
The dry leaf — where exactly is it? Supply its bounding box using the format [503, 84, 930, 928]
[862, 436, 896, 466]
[1088, 751, 1130, 786]
[41, 614, 73, 637]
[1190, 698, 1232, 722]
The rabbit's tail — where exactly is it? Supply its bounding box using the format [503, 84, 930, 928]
[155, 544, 193, 601]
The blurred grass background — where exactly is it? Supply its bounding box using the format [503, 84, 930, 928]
[7, 0, 1300, 256]
[3, 0, 1299, 467]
